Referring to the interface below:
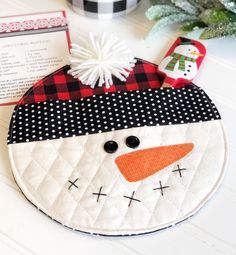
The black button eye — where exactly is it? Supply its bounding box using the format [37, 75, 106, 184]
[104, 140, 118, 153]
[126, 136, 140, 149]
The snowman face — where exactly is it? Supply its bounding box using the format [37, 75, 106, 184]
[8, 81, 227, 236]
[175, 45, 200, 59]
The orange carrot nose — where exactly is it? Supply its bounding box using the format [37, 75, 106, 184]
[115, 143, 194, 182]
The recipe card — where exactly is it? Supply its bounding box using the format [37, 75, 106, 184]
[0, 11, 70, 105]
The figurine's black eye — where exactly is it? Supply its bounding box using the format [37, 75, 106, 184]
[188, 49, 191, 51]
[104, 140, 118, 153]
[126, 136, 140, 149]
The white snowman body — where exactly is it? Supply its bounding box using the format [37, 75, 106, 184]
[9, 121, 226, 235]
[158, 45, 199, 80]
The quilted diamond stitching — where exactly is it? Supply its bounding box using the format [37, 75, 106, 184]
[8, 120, 226, 234]
[144, 123, 191, 227]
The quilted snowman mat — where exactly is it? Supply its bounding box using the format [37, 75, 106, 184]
[7, 36, 227, 236]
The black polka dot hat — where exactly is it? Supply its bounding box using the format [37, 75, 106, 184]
[7, 57, 227, 236]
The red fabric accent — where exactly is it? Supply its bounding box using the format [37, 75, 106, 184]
[58, 91, 71, 100]
[126, 83, 139, 90]
[164, 76, 176, 87]
[18, 59, 163, 105]
[34, 94, 47, 102]
[54, 74, 67, 84]
[149, 81, 161, 88]
[143, 61, 156, 73]
[80, 88, 93, 98]
[104, 85, 117, 93]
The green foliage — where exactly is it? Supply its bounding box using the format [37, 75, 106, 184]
[199, 9, 236, 24]
[146, 0, 236, 39]
[146, 5, 182, 20]
[189, 0, 223, 9]
[147, 13, 195, 38]
[180, 20, 206, 31]
[200, 21, 236, 38]
[150, 0, 173, 5]
[172, 0, 199, 15]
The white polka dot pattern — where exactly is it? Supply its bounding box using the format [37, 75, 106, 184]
[8, 85, 221, 144]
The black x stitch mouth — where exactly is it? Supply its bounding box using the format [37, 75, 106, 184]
[67, 165, 188, 206]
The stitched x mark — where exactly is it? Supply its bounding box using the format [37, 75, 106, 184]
[92, 186, 107, 202]
[172, 164, 187, 178]
[124, 191, 141, 207]
[153, 181, 169, 196]
[68, 178, 79, 190]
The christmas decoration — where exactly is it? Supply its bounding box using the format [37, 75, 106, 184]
[7, 37, 227, 236]
[68, 33, 136, 88]
[146, 0, 236, 39]
[157, 37, 205, 87]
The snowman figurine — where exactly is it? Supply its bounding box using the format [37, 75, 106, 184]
[158, 37, 205, 87]
[7, 36, 227, 236]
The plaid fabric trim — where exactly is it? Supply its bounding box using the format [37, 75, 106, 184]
[18, 58, 163, 105]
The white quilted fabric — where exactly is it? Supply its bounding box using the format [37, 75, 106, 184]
[8, 120, 227, 235]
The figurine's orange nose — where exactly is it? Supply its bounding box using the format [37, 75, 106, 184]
[115, 143, 194, 182]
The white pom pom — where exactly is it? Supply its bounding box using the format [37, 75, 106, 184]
[68, 32, 136, 88]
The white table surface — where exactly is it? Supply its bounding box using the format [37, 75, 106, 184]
[0, 0, 236, 254]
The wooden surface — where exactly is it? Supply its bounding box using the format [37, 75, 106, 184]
[0, 0, 236, 254]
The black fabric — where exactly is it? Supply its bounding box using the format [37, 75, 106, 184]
[44, 84, 57, 95]
[8, 85, 221, 144]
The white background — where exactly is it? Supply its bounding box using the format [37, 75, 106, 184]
[0, 0, 236, 254]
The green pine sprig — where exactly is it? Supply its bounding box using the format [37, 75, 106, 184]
[146, 0, 236, 39]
